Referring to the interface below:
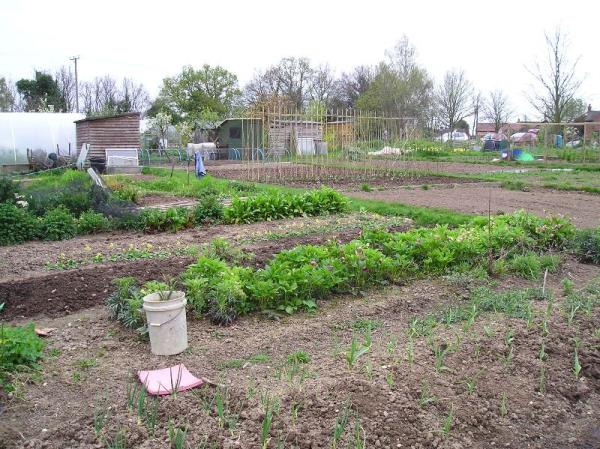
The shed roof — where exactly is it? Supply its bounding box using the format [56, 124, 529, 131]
[74, 112, 140, 124]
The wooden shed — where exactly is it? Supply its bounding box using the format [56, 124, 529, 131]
[75, 113, 140, 166]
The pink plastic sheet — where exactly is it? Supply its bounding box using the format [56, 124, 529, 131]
[137, 364, 203, 396]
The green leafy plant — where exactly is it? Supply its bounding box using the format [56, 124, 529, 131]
[332, 400, 352, 449]
[0, 176, 18, 203]
[360, 183, 372, 192]
[223, 187, 348, 224]
[439, 405, 454, 438]
[167, 420, 188, 449]
[562, 278, 574, 296]
[0, 323, 45, 390]
[0, 202, 39, 245]
[39, 205, 77, 240]
[573, 338, 582, 379]
[418, 381, 438, 407]
[140, 207, 194, 233]
[573, 227, 600, 265]
[77, 210, 111, 234]
[106, 277, 146, 335]
[260, 394, 278, 449]
[344, 335, 370, 369]
[287, 351, 310, 364]
[193, 194, 223, 223]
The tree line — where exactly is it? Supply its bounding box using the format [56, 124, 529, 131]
[0, 29, 588, 133]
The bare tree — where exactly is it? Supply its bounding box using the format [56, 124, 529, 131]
[527, 29, 583, 123]
[244, 57, 313, 109]
[436, 69, 473, 133]
[482, 90, 512, 132]
[338, 65, 373, 108]
[80, 75, 150, 116]
[308, 64, 340, 107]
[55, 66, 76, 112]
[120, 78, 150, 113]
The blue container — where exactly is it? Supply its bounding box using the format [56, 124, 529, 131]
[512, 149, 523, 159]
[554, 135, 564, 147]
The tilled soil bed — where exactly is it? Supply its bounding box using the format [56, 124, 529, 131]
[0, 220, 411, 321]
[1, 257, 599, 448]
[208, 164, 477, 191]
[349, 184, 600, 229]
[0, 214, 401, 282]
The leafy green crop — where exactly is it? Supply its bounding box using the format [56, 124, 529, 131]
[106, 277, 146, 335]
[223, 187, 347, 224]
[178, 210, 574, 325]
[38, 205, 77, 241]
[0, 202, 39, 245]
[0, 323, 45, 389]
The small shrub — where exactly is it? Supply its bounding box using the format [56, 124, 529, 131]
[106, 277, 146, 335]
[0, 323, 45, 389]
[0, 203, 39, 245]
[77, 210, 111, 234]
[501, 180, 528, 191]
[508, 253, 560, 279]
[140, 207, 194, 233]
[193, 195, 223, 223]
[573, 227, 600, 265]
[0, 176, 18, 203]
[114, 185, 140, 203]
[360, 183, 372, 192]
[39, 205, 77, 241]
[182, 256, 252, 325]
[508, 253, 542, 279]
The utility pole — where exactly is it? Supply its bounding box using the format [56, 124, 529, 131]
[69, 56, 80, 113]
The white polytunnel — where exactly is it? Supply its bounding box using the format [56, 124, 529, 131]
[0, 112, 85, 166]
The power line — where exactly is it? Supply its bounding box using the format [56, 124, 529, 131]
[69, 55, 80, 113]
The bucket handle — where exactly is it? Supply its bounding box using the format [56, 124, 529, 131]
[149, 307, 185, 327]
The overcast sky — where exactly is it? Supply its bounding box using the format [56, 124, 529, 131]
[2, 0, 599, 120]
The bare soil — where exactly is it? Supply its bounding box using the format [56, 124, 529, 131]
[208, 164, 476, 191]
[349, 185, 600, 229]
[0, 214, 393, 282]
[1, 257, 599, 448]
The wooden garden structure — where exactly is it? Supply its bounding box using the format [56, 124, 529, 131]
[75, 113, 140, 167]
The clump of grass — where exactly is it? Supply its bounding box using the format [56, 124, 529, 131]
[501, 180, 528, 191]
[439, 405, 454, 438]
[499, 393, 508, 417]
[287, 351, 310, 365]
[93, 397, 110, 436]
[331, 400, 352, 449]
[102, 430, 126, 449]
[344, 334, 370, 370]
[572, 338, 583, 379]
[260, 393, 279, 449]
[418, 381, 438, 407]
[561, 278, 574, 296]
[508, 253, 560, 279]
[360, 183, 372, 192]
[167, 420, 188, 449]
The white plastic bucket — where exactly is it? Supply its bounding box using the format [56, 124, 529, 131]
[142, 291, 188, 356]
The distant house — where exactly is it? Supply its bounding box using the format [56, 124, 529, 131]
[573, 104, 600, 142]
[476, 122, 529, 138]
